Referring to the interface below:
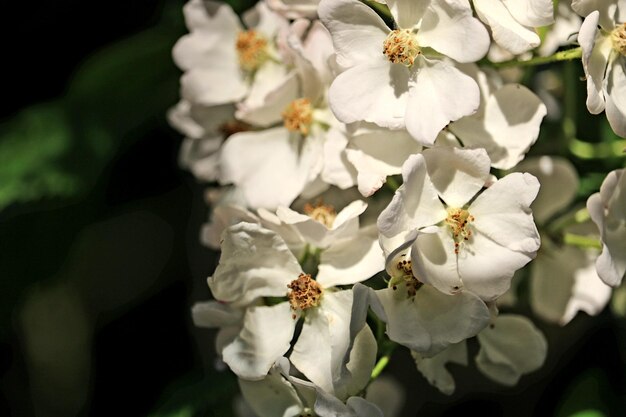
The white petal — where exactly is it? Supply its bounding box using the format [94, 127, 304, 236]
[470, 173, 541, 253]
[244, 1, 288, 40]
[419, 0, 490, 62]
[317, 227, 385, 287]
[605, 57, 626, 138]
[412, 341, 467, 395]
[578, 12, 611, 114]
[318, 0, 390, 68]
[235, 65, 299, 127]
[364, 377, 405, 417]
[502, 0, 554, 27]
[220, 128, 323, 209]
[345, 397, 384, 417]
[191, 301, 243, 328]
[572, 0, 618, 29]
[450, 84, 547, 170]
[208, 222, 302, 306]
[377, 154, 447, 238]
[376, 285, 489, 356]
[181, 66, 248, 106]
[290, 291, 353, 393]
[412, 228, 464, 295]
[513, 156, 579, 224]
[322, 128, 358, 190]
[336, 325, 378, 399]
[406, 59, 480, 145]
[238, 369, 304, 417]
[329, 62, 410, 129]
[422, 147, 491, 208]
[183, 0, 241, 33]
[223, 303, 297, 379]
[386, 0, 430, 29]
[474, 0, 541, 55]
[347, 128, 421, 197]
[476, 314, 547, 386]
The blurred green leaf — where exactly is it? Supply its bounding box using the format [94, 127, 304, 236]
[148, 372, 238, 417]
[567, 411, 607, 417]
[555, 369, 612, 417]
[0, 104, 81, 210]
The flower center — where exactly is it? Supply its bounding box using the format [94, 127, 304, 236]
[236, 30, 268, 72]
[383, 29, 421, 66]
[287, 273, 323, 317]
[392, 257, 422, 298]
[303, 201, 336, 228]
[282, 98, 314, 135]
[611, 23, 626, 56]
[445, 208, 475, 254]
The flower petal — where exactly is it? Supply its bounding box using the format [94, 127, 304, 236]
[605, 57, 626, 138]
[318, 0, 390, 68]
[419, 0, 490, 62]
[290, 290, 353, 393]
[222, 302, 297, 379]
[377, 154, 447, 238]
[405, 59, 480, 145]
[386, 0, 430, 29]
[578, 12, 611, 114]
[208, 222, 302, 306]
[412, 341, 467, 395]
[329, 62, 410, 129]
[476, 314, 547, 386]
[376, 285, 490, 356]
[238, 368, 304, 417]
[422, 147, 491, 208]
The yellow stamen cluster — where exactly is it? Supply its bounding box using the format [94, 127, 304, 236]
[393, 257, 422, 297]
[236, 30, 268, 72]
[282, 98, 314, 136]
[304, 201, 336, 228]
[287, 273, 323, 318]
[383, 29, 421, 66]
[611, 23, 626, 56]
[445, 208, 475, 254]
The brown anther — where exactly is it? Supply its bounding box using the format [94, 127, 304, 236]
[287, 273, 323, 313]
[383, 29, 421, 66]
[236, 30, 268, 72]
[219, 120, 250, 138]
[282, 98, 314, 136]
[303, 201, 336, 228]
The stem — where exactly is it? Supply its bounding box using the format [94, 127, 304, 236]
[370, 342, 397, 381]
[386, 176, 400, 192]
[485, 47, 582, 69]
[563, 233, 602, 250]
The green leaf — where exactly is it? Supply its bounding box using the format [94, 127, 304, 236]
[0, 104, 82, 210]
[148, 372, 238, 417]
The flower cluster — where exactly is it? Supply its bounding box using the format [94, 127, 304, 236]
[169, 0, 626, 414]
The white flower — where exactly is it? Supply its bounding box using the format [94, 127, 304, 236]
[588, 168, 626, 286]
[473, 0, 554, 55]
[173, 0, 291, 107]
[319, 0, 490, 145]
[378, 147, 541, 301]
[475, 314, 547, 386]
[513, 156, 611, 325]
[208, 222, 378, 389]
[577, 6, 626, 137]
[373, 236, 491, 356]
[219, 21, 345, 209]
[449, 65, 547, 169]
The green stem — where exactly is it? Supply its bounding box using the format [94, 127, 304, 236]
[485, 47, 582, 69]
[563, 233, 602, 250]
[386, 176, 400, 192]
[370, 343, 397, 381]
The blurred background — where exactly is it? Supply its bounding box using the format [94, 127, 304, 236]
[0, 1, 625, 416]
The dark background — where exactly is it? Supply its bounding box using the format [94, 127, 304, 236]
[0, 1, 625, 416]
